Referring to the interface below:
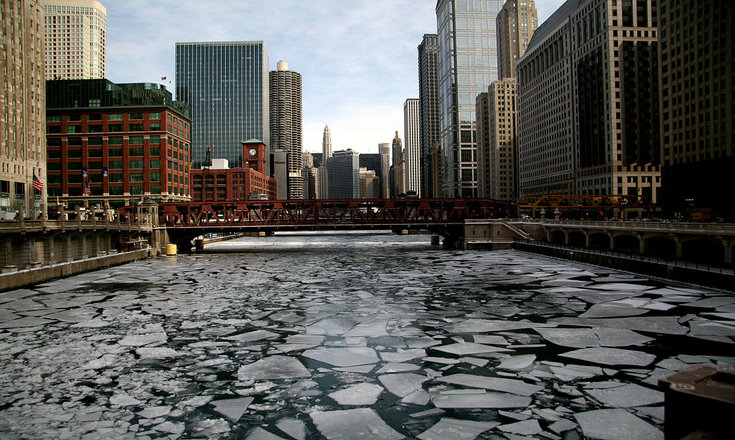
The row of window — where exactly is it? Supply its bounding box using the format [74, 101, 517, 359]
[47, 122, 163, 133]
[48, 113, 161, 122]
[47, 160, 166, 171]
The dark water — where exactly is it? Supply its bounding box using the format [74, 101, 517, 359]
[0, 231, 733, 439]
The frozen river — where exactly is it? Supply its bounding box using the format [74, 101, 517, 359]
[1, 231, 734, 439]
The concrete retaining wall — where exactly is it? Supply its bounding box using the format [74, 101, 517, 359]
[0, 249, 151, 292]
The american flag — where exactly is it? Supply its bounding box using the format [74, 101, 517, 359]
[83, 181, 91, 195]
[33, 173, 44, 192]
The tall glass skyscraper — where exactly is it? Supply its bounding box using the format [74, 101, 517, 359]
[176, 41, 269, 170]
[436, 0, 504, 197]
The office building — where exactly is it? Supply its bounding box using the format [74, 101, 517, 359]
[403, 99, 421, 197]
[359, 168, 380, 199]
[418, 34, 440, 198]
[176, 41, 269, 170]
[436, 0, 505, 197]
[272, 149, 288, 200]
[322, 125, 332, 160]
[496, 0, 537, 80]
[41, 0, 106, 80]
[269, 61, 303, 199]
[190, 140, 276, 202]
[327, 150, 360, 199]
[390, 132, 405, 197]
[1, 0, 46, 218]
[658, 0, 734, 218]
[45, 80, 191, 208]
[476, 79, 518, 200]
[517, 0, 660, 202]
[379, 143, 390, 198]
[318, 125, 332, 198]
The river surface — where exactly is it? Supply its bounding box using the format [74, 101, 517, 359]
[1, 232, 734, 439]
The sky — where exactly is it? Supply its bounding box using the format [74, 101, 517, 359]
[106, 0, 565, 155]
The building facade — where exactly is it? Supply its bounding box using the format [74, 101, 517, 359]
[379, 142, 390, 199]
[176, 41, 269, 170]
[658, 0, 734, 218]
[436, 0, 505, 197]
[46, 80, 191, 208]
[517, 0, 661, 202]
[41, 0, 106, 80]
[390, 132, 405, 197]
[269, 61, 303, 199]
[496, 0, 538, 80]
[403, 99, 421, 197]
[190, 140, 276, 202]
[418, 34, 440, 198]
[1, 0, 46, 218]
[327, 150, 360, 199]
[477, 79, 518, 200]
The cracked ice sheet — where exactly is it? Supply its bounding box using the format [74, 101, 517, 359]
[329, 383, 384, 405]
[431, 342, 512, 356]
[432, 390, 532, 409]
[378, 373, 428, 397]
[575, 409, 662, 440]
[310, 408, 403, 440]
[238, 355, 310, 380]
[302, 346, 379, 367]
[417, 418, 499, 440]
[446, 319, 554, 333]
[561, 347, 655, 366]
[437, 373, 543, 396]
[584, 383, 664, 408]
[536, 327, 653, 348]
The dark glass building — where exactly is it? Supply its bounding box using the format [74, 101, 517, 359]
[176, 41, 269, 170]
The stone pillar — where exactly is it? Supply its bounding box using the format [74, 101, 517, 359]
[723, 239, 733, 265]
[675, 240, 683, 259]
[65, 235, 73, 262]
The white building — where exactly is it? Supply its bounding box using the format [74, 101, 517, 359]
[403, 99, 421, 197]
[41, 0, 106, 80]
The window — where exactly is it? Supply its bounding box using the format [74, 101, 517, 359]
[129, 136, 144, 145]
[108, 123, 123, 132]
[130, 185, 144, 195]
[150, 160, 161, 168]
[68, 114, 81, 121]
[149, 112, 161, 120]
[149, 122, 161, 130]
[150, 185, 161, 194]
[68, 174, 82, 183]
[47, 126, 62, 134]
[129, 123, 144, 131]
[108, 148, 123, 157]
[129, 112, 144, 120]
[68, 138, 82, 146]
[108, 113, 123, 121]
[88, 161, 102, 170]
[150, 135, 161, 144]
[88, 114, 102, 121]
[67, 125, 80, 133]
[109, 185, 123, 195]
[47, 115, 61, 122]
[129, 148, 144, 156]
[87, 149, 102, 158]
[129, 160, 144, 169]
[129, 173, 145, 182]
[88, 125, 102, 132]
[150, 147, 161, 156]
[88, 137, 102, 146]
[150, 172, 161, 182]
[109, 173, 123, 182]
[48, 150, 61, 159]
[109, 161, 123, 169]
[108, 136, 123, 145]
[68, 149, 82, 158]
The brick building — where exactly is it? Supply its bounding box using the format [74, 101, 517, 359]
[45, 79, 191, 209]
[189, 140, 276, 202]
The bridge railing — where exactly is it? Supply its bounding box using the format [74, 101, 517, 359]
[159, 198, 515, 228]
[515, 219, 735, 234]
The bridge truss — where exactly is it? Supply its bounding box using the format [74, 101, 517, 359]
[160, 198, 514, 229]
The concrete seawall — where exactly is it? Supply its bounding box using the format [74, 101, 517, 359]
[0, 249, 151, 292]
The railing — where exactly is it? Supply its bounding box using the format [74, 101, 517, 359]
[514, 239, 734, 275]
[514, 219, 735, 235]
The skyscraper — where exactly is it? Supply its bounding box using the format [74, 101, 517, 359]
[658, 0, 734, 218]
[390, 132, 405, 197]
[41, 0, 106, 80]
[517, 0, 660, 201]
[322, 125, 332, 160]
[379, 143, 390, 199]
[318, 125, 332, 199]
[327, 150, 360, 199]
[269, 61, 303, 199]
[496, 0, 538, 80]
[436, 0, 505, 198]
[418, 34, 440, 198]
[403, 99, 421, 197]
[176, 41, 269, 170]
[2, 0, 46, 217]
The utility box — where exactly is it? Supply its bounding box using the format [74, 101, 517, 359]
[659, 364, 735, 439]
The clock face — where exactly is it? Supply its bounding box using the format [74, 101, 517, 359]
[249, 148, 257, 156]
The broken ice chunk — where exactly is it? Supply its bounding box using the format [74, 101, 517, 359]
[310, 408, 403, 440]
[436, 374, 543, 396]
[224, 330, 280, 343]
[343, 319, 389, 337]
[378, 373, 428, 398]
[328, 383, 383, 406]
[560, 347, 655, 366]
[498, 419, 542, 436]
[584, 383, 664, 408]
[211, 397, 254, 423]
[417, 418, 499, 440]
[246, 427, 287, 439]
[237, 355, 310, 380]
[432, 390, 532, 409]
[380, 348, 426, 363]
[302, 347, 379, 367]
[275, 418, 306, 440]
[498, 354, 536, 371]
[431, 342, 512, 356]
[377, 362, 421, 374]
[137, 405, 172, 419]
[574, 409, 662, 440]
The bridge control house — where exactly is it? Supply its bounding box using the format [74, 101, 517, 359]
[45, 80, 192, 210]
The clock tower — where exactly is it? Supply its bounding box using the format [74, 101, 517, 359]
[242, 139, 267, 174]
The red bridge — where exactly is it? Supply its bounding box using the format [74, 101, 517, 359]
[158, 198, 515, 250]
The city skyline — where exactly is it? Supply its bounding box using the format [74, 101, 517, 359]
[105, 0, 564, 155]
